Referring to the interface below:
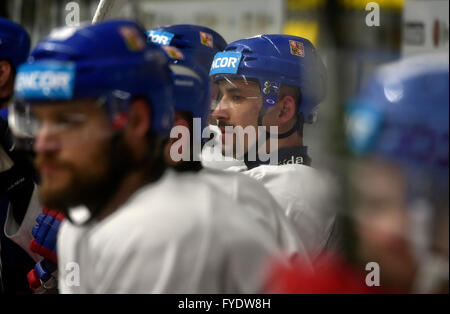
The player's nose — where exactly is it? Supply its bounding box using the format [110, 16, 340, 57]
[211, 102, 230, 122]
[34, 124, 62, 153]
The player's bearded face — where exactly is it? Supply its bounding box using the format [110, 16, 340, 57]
[33, 100, 133, 211]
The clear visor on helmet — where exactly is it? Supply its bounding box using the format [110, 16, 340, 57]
[8, 90, 132, 150]
[210, 74, 263, 115]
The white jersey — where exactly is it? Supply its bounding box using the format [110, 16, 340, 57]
[201, 139, 337, 258]
[240, 164, 337, 257]
[58, 169, 282, 293]
[198, 167, 308, 258]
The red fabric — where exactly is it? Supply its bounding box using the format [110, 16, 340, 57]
[29, 238, 58, 263]
[112, 113, 128, 130]
[267, 254, 377, 294]
[27, 269, 41, 291]
[28, 207, 63, 263]
[42, 207, 65, 221]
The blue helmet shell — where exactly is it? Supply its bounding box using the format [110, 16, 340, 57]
[0, 17, 30, 69]
[14, 20, 174, 135]
[347, 53, 449, 182]
[148, 24, 227, 74]
[148, 25, 227, 128]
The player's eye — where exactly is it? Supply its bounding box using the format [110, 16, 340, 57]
[53, 113, 87, 129]
[231, 95, 245, 102]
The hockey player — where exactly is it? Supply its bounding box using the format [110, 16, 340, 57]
[9, 20, 282, 293]
[269, 53, 449, 293]
[148, 25, 308, 259]
[207, 35, 336, 257]
[0, 17, 42, 293]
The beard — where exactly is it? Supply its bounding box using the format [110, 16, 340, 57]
[34, 134, 135, 215]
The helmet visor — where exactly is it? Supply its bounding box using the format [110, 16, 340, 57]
[210, 74, 262, 114]
[8, 91, 131, 150]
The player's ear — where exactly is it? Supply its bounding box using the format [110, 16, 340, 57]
[277, 95, 296, 123]
[174, 115, 190, 130]
[127, 97, 151, 139]
[0, 60, 12, 88]
[164, 112, 190, 166]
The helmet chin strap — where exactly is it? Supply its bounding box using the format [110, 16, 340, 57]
[241, 80, 304, 165]
[257, 104, 302, 140]
[243, 106, 301, 166]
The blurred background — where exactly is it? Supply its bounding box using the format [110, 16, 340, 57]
[1, 0, 448, 293]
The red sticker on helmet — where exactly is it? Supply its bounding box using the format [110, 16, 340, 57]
[200, 31, 213, 48]
[289, 40, 304, 57]
[119, 26, 146, 52]
[162, 46, 185, 60]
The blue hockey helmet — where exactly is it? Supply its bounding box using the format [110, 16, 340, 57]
[346, 53, 449, 184]
[147, 25, 226, 128]
[147, 24, 227, 74]
[0, 17, 30, 69]
[9, 20, 174, 139]
[209, 34, 327, 124]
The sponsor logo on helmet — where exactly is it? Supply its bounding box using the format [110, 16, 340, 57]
[289, 40, 305, 57]
[119, 26, 146, 52]
[15, 62, 75, 100]
[200, 31, 213, 48]
[209, 52, 242, 75]
[146, 30, 175, 46]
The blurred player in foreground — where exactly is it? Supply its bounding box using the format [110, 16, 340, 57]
[268, 53, 449, 293]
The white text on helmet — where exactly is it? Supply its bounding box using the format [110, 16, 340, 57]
[211, 57, 239, 70]
[149, 34, 172, 45]
[16, 71, 72, 94]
